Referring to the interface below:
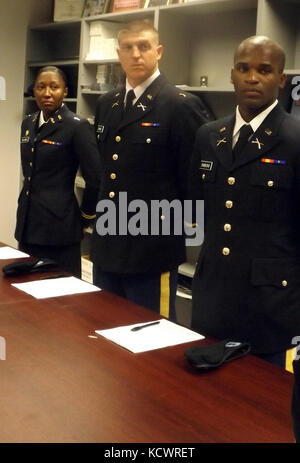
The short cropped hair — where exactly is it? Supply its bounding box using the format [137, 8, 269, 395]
[234, 36, 286, 73]
[35, 66, 68, 87]
[117, 20, 159, 45]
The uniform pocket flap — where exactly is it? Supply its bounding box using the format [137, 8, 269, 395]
[198, 160, 216, 183]
[251, 258, 295, 288]
[250, 164, 293, 189]
[132, 128, 168, 145]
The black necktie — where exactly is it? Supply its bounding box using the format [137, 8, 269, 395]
[124, 89, 135, 113]
[233, 124, 253, 161]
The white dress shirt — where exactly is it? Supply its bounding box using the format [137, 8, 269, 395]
[232, 99, 278, 148]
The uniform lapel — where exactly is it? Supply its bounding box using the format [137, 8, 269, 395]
[233, 104, 285, 170]
[117, 74, 168, 131]
[25, 112, 39, 140]
[35, 104, 67, 141]
[210, 115, 235, 172]
[106, 87, 125, 130]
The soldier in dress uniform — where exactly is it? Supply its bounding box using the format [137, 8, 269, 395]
[190, 35, 300, 369]
[15, 66, 101, 277]
[91, 20, 209, 318]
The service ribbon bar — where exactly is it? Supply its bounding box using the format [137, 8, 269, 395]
[141, 122, 160, 127]
[42, 139, 63, 146]
[261, 158, 286, 165]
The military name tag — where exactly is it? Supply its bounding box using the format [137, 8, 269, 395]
[96, 124, 105, 134]
[21, 136, 30, 143]
[200, 160, 213, 171]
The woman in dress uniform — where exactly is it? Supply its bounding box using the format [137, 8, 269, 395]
[15, 66, 100, 277]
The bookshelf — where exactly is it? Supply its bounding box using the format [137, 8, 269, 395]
[24, 1, 300, 116]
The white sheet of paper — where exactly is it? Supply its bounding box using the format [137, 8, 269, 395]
[0, 246, 29, 259]
[12, 276, 101, 299]
[96, 319, 204, 353]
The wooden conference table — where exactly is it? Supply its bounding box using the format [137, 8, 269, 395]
[0, 250, 295, 443]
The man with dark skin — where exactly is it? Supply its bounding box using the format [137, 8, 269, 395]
[190, 36, 300, 370]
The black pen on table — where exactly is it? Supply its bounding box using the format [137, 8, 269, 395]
[131, 321, 161, 332]
[39, 274, 69, 280]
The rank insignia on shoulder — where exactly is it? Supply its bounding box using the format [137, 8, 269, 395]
[261, 158, 286, 165]
[200, 160, 213, 171]
[42, 139, 63, 146]
[141, 122, 160, 127]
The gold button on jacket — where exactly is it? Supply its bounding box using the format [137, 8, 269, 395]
[222, 247, 230, 255]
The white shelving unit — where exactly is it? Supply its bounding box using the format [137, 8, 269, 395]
[24, 0, 300, 118]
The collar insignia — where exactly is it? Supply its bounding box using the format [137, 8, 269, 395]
[252, 137, 264, 150]
[217, 137, 227, 146]
[137, 102, 147, 111]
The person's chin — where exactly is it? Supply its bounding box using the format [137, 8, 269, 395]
[240, 95, 265, 109]
[41, 102, 55, 110]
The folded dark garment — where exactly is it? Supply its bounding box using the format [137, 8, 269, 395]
[185, 340, 251, 371]
[2, 258, 60, 276]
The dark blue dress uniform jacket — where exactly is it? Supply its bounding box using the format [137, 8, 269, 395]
[91, 74, 208, 274]
[189, 104, 300, 354]
[15, 104, 101, 246]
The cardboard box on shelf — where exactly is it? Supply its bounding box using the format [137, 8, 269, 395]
[54, 0, 85, 21]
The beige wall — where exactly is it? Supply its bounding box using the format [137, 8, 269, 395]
[0, 0, 52, 246]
